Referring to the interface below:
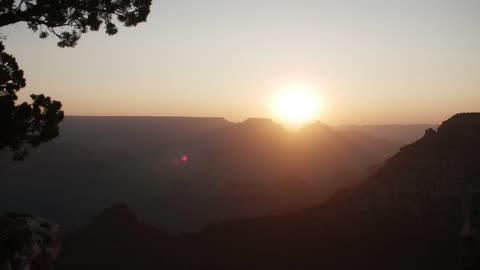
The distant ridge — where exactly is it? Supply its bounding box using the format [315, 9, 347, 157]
[168, 112, 479, 269]
[1, 114, 405, 233]
[243, 117, 273, 122]
[56, 113, 480, 269]
[334, 123, 439, 144]
[67, 115, 230, 120]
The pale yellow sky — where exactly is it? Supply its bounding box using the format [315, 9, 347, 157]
[3, 0, 480, 125]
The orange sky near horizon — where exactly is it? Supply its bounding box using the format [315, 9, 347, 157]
[3, 0, 480, 126]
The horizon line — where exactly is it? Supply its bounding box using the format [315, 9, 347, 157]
[64, 114, 440, 126]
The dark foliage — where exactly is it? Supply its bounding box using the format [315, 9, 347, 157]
[0, 0, 152, 47]
[0, 0, 152, 160]
[0, 42, 64, 160]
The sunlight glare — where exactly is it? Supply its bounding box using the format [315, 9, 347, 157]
[272, 84, 322, 124]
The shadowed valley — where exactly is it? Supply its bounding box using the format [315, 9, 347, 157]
[54, 113, 480, 270]
[1, 116, 403, 232]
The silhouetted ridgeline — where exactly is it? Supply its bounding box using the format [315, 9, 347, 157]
[59, 116, 234, 148]
[58, 203, 172, 270]
[334, 123, 438, 144]
[0, 116, 401, 232]
[57, 113, 480, 269]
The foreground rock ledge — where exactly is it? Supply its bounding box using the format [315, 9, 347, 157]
[0, 214, 61, 270]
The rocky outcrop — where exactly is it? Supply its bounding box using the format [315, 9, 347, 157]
[0, 214, 61, 270]
[56, 203, 171, 270]
[173, 113, 480, 269]
[438, 113, 480, 138]
[57, 113, 480, 270]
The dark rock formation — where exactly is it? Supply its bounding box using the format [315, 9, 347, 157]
[56, 203, 171, 270]
[58, 113, 480, 269]
[1, 116, 399, 233]
[0, 214, 61, 270]
[174, 112, 477, 269]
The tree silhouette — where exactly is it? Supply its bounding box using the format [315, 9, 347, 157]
[0, 0, 152, 47]
[0, 42, 64, 160]
[0, 0, 152, 160]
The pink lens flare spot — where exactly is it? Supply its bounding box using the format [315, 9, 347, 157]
[181, 155, 189, 162]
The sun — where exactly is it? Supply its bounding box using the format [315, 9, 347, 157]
[272, 84, 321, 124]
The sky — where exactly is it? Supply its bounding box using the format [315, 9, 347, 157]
[3, 0, 480, 125]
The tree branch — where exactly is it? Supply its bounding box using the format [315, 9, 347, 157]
[0, 13, 18, 27]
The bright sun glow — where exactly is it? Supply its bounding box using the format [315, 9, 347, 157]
[272, 84, 322, 124]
